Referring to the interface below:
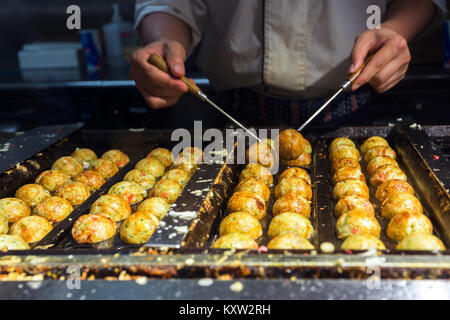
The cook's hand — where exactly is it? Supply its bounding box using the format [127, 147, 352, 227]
[129, 40, 188, 109]
[349, 28, 411, 93]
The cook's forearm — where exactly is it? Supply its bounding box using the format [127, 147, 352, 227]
[381, 0, 436, 41]
[139, 12, 191, 54]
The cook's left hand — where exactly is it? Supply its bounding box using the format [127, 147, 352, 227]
[349, 27, 411, 93]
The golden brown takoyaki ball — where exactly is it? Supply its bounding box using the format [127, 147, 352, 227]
[281, 152, 312, 167]
[15, 184, 51, 207]
[360, 136, 389, 154]
[74, 170, 105, 192]
[329, 146, 360, 163]
[278, 167, 311, 185]
[0, 216, 7, 234]
[161, 168, 190, 187]
[234, 177, 271, 203]
[101, 149, 130, 168]
[334, 195, 374, 218]
[375, 179, 415, 203]
[332, 166, 365, 184]
[52, 156, 84, 178]
[219, 211, 263, 239]
[272, 192, 311, 218]
[147, 147, 173, 168]
[0, 234, 30, 251]
[397, 233, 445, 251]
[278, 129, 306, 160]
[341, 234, 386, 251]
[33, 196, 73, 223]
[0, 198, 30, 223]
[369, 164, 407, 187]
[173, 156, 198, 175]
[71, 148, 97, 169]
[332, 179, 370, 201]
[179, 146, 203, 164]
[137, 197, 170, 220]
[366, 156, 399, 175]
[9, 216, 53, 243]
[386, 211, 432, 241]
[90, 194, 132, 222]
[364, 146, 396, 163]
[108, 181, 147, 205]
[72, 214, 117, 244]
[91, 158, 119, 179]
[35, 170, 70, 193]
[227, 191, 266, 220]
[119, 212, 159, 244]
[330, 157, 361, 174]
[267, 233, 315, 250]
[329, 137, 356, 152]
[336, 209, 381, 239]
[239, 163, 273, 187]
[268, 212, 313, 239]
[246, 141, 276, 169]
[124, 169, 156, 191]
[381, 192, 423, 220]
[55, 182, 90, 206]
[211, 233, 258, 249]
[135, 158, 165, 178]
[150, 179, 183, 204]
[274, 176, 312, 200]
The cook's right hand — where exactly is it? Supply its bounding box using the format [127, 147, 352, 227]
[129, 40, 188, 109]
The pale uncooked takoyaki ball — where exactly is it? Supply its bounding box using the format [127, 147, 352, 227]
[147, 148, 173, 167]
[267, 233, 315, 250]
[137, 197, 170, 220]
[274, 176, 312, 200]
[150, 179, 183, 204]
[179, 146, 203, 164]
[360, 136, 389, 154]
[52, 156, 83, 178]
[160, 168, 190, 187]
[91, 159, 119, 179]
[89, 194, 131, 222]
[341, 234, 386, 251]
[55, 182, 90, 206]
[227, 191, 266, 220]
[332, 179, 369, 201]
[278, 167, 311, 185]
[381, 192, 423, 220]
[211, 233, 258, 249]
[268, 212, 313, 239]
[234, 177, 270, 203]
[108, 181, 146, 205]
[375, 179, 415, 203]
[329, 137, 355, 152]
[239, 163, 273, 187]
[135, 158, 165, 178]
[35, 170, 70, 193]
[332, 166, 365, 184]
[0, 234, 30, 251]
[366, 156, 399, 175]
[0, 215, 8, 234]
[101, 149, 130, 168]
[330, 157, 361, 174]
[124, 169, 156, 190]
[119, 212, 159, 244]
[173, 155, 198, 175]
[71, 148, 97, 169]
[272, 192, 311, 218]
[219, 211, 263, 239]
[336, 209, 381, 239]
[74, 170, 106, 192]
[33, 196, 73, 223]
[397, 233, 445, 251]
[386, 211, 432, 242]
[71, 214, 117, 244]
[0, 198, 30, 223]
[369, 165, 407, 187]
[364, 146, 396, 163]
[9, 216, 53, 243]
[15, 184, 51, 207]
[335, 195, 374, 218]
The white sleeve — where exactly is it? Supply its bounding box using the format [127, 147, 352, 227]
[134, 0, 208, 55]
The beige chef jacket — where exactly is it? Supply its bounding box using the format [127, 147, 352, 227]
[135, 0, 447, 99]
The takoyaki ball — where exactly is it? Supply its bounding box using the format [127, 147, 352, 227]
[278, 129, 306, 160]
[137, 197, 170, 220]
[211, 233, 258, 250]
[173, 156, 198, 175]
[108, 181, 146, 205]
[341, 234, 386, 251]
[332, 166, 365, 184]
[329, 146, 360, 163]
[35, 170, 70, 193]
[367, 156, 399, 175]
[335, 195, 374, 218]
[15, 184, 51, 207]
[331, 157, 361, 174]
[160, 168, 190, 187]
[246, 141, 276, 169]
[364, 146, 396, 163]
[33, 196, 73, 223]
[381, 192, 423, 220]
[272, 193, 311, 218]
[281, 152, 312, 167]
[52, 156, 83, 178]
[0, 198, 30, 223]
[9, 216, 53, 243]
[274, 176, 312, 200]
[119, 212, 159, 244]
[150, 179, 183, 204]
[267, 233, 314, 250]
[336, 209, 381, 239]
[219, 211, 263, 239]
[74, 170, 105, 192]
[397, 233, 445, 251]
[369, 165, 407, 187]
[227, 191, 266, 220]
[332, 179, 370, 201]
[135, 158, 165, 178]
[234, 177, 270, 203]
[71, 148, 97, 169]
[386, 211, 432, 242]
[91, 159, 119, 179]
[375, 179, 415, 203]
[124, 169, 156, 191]
[360, 136, 389, 154]
[0, 216, 7, 234]
[268, 212, 313, 239]
[0, 234, 30, 251]
[101, 149, 130, 168]
[89, 194, 131, 222]
[147, 148, 173, 168]
[179, 146, 203, 164]
[329, 137, 355, 152]
[55, 182, 90, 206]
[279, 167, 311, 185]
[239, 163, 273, 187]
[72, 214, 117, 244]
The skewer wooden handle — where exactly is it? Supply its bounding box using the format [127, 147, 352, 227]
[348, 54, 375, 83]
